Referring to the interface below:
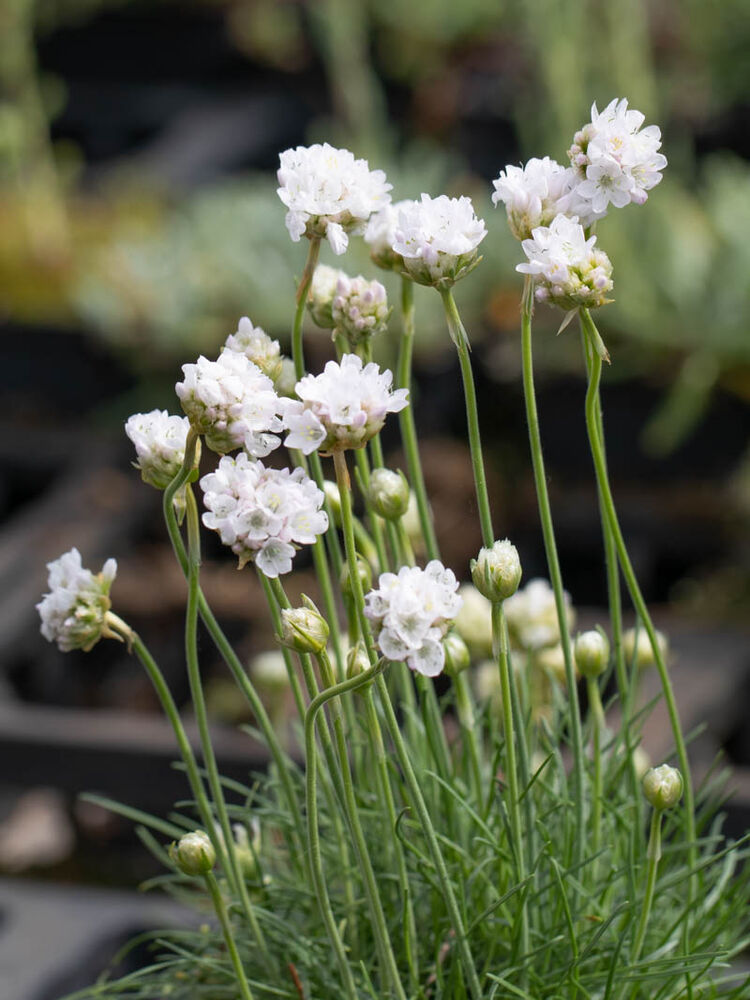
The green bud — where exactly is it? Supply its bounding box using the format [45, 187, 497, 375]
[346, 643, 372, 684]
[171, 830, 216, 876]
[443, 631, 471, 676]
[623, 627, 668, 670]
[470, 539, 522, 603]
[278, 596, 329, 654]
[642, 764, 683, 811]
[574, 629, 610, 678]
[367, 468, 410, 520]
[340, 556, 372, 601]
[322, 480, 342, 522]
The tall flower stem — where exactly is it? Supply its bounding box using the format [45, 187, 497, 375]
[332, 448, 483, 1000]
[520, 278, 585, 870]
[624, 809, 663, 1000]
[578, 308, 695, 865]
[204, 872, 256, 1000]
[184, 480, 271, 967]
[316, 649, 409, 1000]
[587, 676, 605, 866]
[291, 237, 321, 381]
[397, 276, 439, 560]
[304, 659, 388, 1000]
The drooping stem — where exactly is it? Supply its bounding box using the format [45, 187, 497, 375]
[204, 872, 255, 1000]
[397, 276, 439, 561]
[579, 307, 695, 867]
[520, 278, 586, 870]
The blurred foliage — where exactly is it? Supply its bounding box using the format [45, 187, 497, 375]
[1, 0, 749, 452]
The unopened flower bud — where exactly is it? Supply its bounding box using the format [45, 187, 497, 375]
[471, 539, 522, 602]
[535, 644, 570, 684]
[443, 631, 471, 676]
[332, 274, 390, 346]
[642, 764, 683, 811]
[322, 481, 342, 522]
[574, 629, 610, 678]
[274, 357, 298, 398]
[346, 643, 371, 682]
[279, 597, 329, 654]
[340, 556, 372, 601]
[368, 468, 410, 520]
[171, 830, 216, 876]
[623, 627, 668, 670]
[307, 264, 345, 329]
[232, 822, 261, 881]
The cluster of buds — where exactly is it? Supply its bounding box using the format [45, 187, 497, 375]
[331, 273, 390, 346]
[224, 316, 283, 384]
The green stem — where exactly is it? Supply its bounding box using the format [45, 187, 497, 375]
[492, 601, 529, 979]
[579, 308, 695, 866]
[626, 809, 663, 999]
[520, 279, 585, 870]
[204, 872, 255, 1000]
[397, 276, 439, 561]
[587, 676, 605, 866]
[292, 237, 321, 381]
[184, 484, 270, 965]
[331, 449, 482, 1000]
[304, 659, 388, 999]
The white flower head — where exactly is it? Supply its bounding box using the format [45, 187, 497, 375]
[37, 548, 117, 653]
[308, 264, 347, 329]
[568, 98, 667, 221]
[176, 349, 284, 457]
[364, 200, 410, 271]
[200, 453, 328, 576]
[454, 583, 493, 660]
[504, 578, 576, 652]
[225, 317, 282, 383]
[516, 213, 613, 311]
[392, 194, 487, 287]
[365, 561, 463, 677]
[332, 273, 390, 346]
[492, 157, 577, 241]
[277, 143, 392, 255]
[281, 353, 409, 456]
[125, 409, 197, 491]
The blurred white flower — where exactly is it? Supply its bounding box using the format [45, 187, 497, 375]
[504, 578, 575, 652]
[200, 454, 328, 576]
[281, 354, 408, 455]
[225, 317, 283, 383]
[365, 561, 463, 677]
[125, 409, 194, 490]
[492, 157, 577, 241]
[176, 349, 284, 457]
[516, 213, 613, 311]
[277, 143, 391, 254]
[392, 194, 487, 286]
[37, 548, 117, 652]
[364, 200, 410, 271]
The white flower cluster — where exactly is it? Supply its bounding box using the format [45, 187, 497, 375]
[364, 561, 463, 677]
[504, 578, 576, 652]
[37, 548, 117, 653]
[392, 194, 487, 287]
[332, 273, 389, 344]
[224, 317, 283, 383]
[492, 157, 576, 241]
[200, 453, 328, 577]
[277, 143, 392, 255]
[281, 354, 408, 455]
[176, 349, 284, 457]
[516, 214, 613, 311]
[568, 98, 667, 220]
[125, 409, 195, 490]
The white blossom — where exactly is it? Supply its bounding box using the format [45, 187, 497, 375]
[365, 561, 463, 677]
[392, 194, 487, 287]
[364, 200, 409, 271]
[200, 454, 328, 576]
[37, 548, 117, 653]
[568, 98, 667, 222]
[492, 157, 577, 241]
[504, 578, 575, 652]
[225, 317, 282, 383]
[281, 353, 408, 455]
[516, 213, 613, 311]
[176, 349, 284, 457]
[332, 273, 389, 344]
[125, 409, 195, 490]
[277, 143, 392, 254]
